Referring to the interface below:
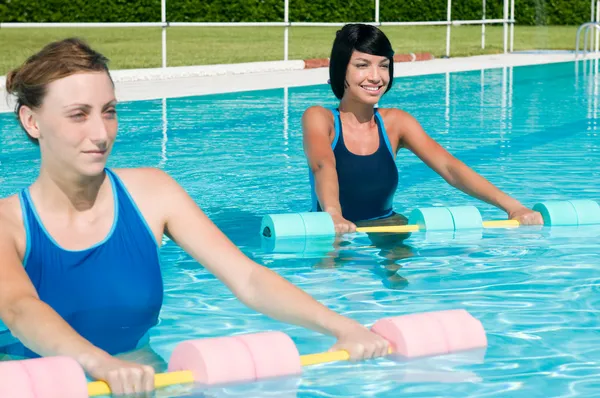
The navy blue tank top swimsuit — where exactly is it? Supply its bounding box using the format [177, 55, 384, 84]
[310, 108, 399, 222]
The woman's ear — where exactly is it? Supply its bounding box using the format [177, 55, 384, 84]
[18, 105, 42, 141]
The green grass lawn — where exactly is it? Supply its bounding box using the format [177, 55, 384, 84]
[0, 25, 579, 75]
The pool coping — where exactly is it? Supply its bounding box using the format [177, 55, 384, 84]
[1, 52, 600, 113]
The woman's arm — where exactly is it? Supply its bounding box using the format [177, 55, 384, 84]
[153, 169, 388, 360]
[302, 106, 356, 233]
[394, 109, 542, 224]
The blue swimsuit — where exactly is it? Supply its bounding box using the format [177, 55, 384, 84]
[0, 168, 163, 357]
[310, 108, 399, 222]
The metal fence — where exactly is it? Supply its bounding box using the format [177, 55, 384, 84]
[0, 0, 522, 68]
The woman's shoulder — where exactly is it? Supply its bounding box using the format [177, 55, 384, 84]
[0, 194, 26, 254]
[302, 106, 336, 139]
[110, 167, 177, 196]
[109, 167, 184, 230]
[0, 194, 24, 226]
[376, 107, 413, 122]
[302, 105, 335, 123]
[376, 107, 418, 132]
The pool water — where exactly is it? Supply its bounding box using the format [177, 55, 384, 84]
[1, 59, 600, 397]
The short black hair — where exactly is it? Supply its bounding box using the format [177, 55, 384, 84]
[329, 24, 395, 100]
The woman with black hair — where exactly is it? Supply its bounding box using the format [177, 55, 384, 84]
[303, 23, 543, 236]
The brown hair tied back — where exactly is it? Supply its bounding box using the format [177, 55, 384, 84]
[4, 38, 112, 143]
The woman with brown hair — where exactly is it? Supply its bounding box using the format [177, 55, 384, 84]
[0, 38, 388, 395]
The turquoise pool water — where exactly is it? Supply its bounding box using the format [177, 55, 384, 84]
[1, 60, 600, 397]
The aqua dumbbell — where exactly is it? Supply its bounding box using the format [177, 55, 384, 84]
[260, 212, 336, 240]
[260, 206, 489, 242]
[532, 199, 600, 226]
[408, 206, 484, 231]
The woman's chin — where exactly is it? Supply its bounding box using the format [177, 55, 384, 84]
[78, 162, 108, 177]
[360, 95, 382, 106]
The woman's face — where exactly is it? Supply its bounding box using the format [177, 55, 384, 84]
[22, 71, 118, 178]
[343, 50, 390, 105]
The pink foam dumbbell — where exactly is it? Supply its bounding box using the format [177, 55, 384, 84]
[371, 309, 487, 358]
[429, 309, 488, 353]
[168, 331, 302, 386]
[0, 359, 35, 398]
[169, 309, 486, 386]
[0, 356, 88, 398]
[167, 334, 257, 385]
[235, 331, 302, 380]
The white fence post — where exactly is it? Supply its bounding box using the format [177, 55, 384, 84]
[446, 0, 451, 57]
[482, 0, 486, 49]
[284, 0, 289, 61]
[503, 0, 508, 53]
[591, 0, 596, 51]
[510, 0, 515, 52]
[594, 0, 600, 52]
[375, 0, 380, 24]
[161, 0, 167, 68]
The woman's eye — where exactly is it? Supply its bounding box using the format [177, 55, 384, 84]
[69, 113, 85, 120]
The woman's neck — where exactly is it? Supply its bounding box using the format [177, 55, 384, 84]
[338, 97, 376, 125]
[32, 167, 108, 213]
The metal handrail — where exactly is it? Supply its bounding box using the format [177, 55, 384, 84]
[576, 22, 600, 57]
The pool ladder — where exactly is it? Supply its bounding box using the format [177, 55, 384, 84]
[576, 22, 600, 58]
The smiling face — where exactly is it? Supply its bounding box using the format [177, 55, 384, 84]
[342, 50, 391, 105]
[19, 71, 118, 178]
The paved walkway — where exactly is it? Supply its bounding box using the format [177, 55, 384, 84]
[2, 52, 599, 113]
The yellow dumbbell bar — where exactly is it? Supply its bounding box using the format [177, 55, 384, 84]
[86, 347, 384, 396]
[88, 371, 194, 396]
[356, 219, 520, 234]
